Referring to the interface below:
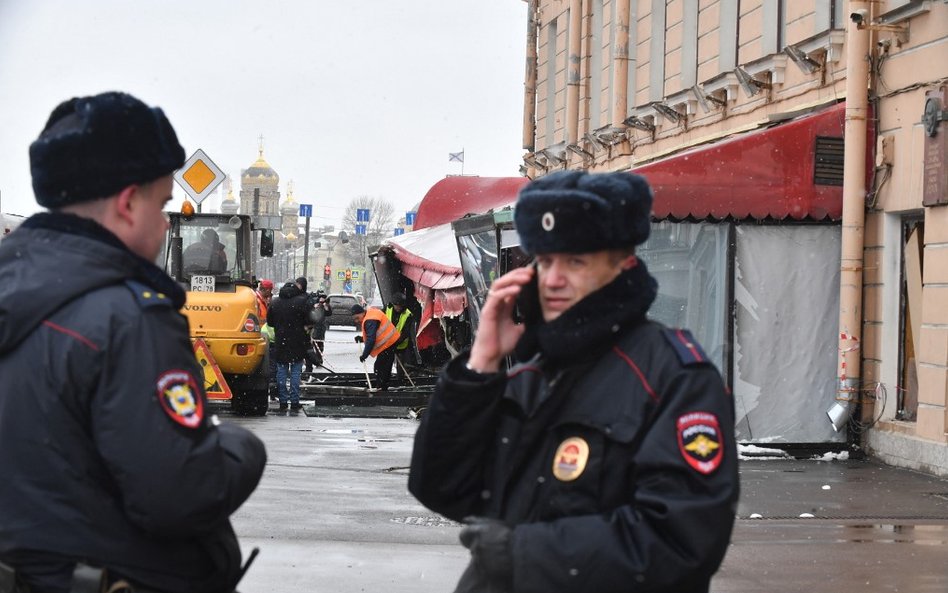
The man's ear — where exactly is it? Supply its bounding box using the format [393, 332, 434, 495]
[113, 184, 140, 226]
[620, 253, 639, 270]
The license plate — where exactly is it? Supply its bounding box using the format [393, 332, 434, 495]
[191, 275, 216, 292]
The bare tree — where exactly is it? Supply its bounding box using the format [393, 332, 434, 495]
[341, 195, 396, 300]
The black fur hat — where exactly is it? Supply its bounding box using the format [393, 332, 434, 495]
[514, 170, 653, 255]
[29, 91, 185, 208]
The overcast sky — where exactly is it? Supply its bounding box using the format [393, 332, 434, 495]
[0, 0, 528, 230]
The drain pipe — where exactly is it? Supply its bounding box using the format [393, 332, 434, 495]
[830, 0, 871, 432]
[566, 0, 582, 145]
[611, 0, 630, 128]
[523, 0, 538, 152]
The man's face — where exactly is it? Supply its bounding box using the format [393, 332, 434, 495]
[353, 312, 365, 325]
[260, 287, 272, 299]
[126, 175, 173, 261]
[535, 251, 629, 322]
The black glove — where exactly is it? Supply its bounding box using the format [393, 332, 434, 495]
[459, 517, 513, 586]
[359, 355, 367, 363]
[354, 335, 363, 343]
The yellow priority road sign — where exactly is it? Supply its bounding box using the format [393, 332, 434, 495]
[174, 149, 225, 205]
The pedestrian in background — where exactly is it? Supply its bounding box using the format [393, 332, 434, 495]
[267, 280, 310, 411]
[255, 278, 273, 319]
[0, 91, 266, 593]
[305, 288, 332, 375]
[408, 170, 739, 593]
[257, 279, 277, 397]
[351, 304, 400, 391]
[384, 293, 415, 383]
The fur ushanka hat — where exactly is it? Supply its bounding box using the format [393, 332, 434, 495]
[29, 91, 185, 208]
[514, 170, 653, 255]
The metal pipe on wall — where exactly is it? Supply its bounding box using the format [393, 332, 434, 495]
[566, 0, 582, 145]
[832, 0, 871, 430]
[523, 0, 538, 151]
[612, 0, 630, 128]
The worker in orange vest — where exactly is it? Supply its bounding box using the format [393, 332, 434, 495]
[351, 304, 400, 391]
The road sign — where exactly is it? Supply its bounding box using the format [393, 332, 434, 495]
[405, 211, 416, 226]
[394, 228, 404, 236]
[299, 204, 313, 218]
[174, 149, 225, 205]
[355, 223, 367, 236]
[192, 338, 232, 400]
[356, 208, 371, 222]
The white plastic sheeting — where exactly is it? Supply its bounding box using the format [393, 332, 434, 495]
[641, 222, 844, 444]
[732, 225, 843, 443]
[639, 222, 728, 373]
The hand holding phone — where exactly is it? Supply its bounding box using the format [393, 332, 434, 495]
[468, 265, 536, 373]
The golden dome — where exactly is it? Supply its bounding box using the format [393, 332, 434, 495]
[241, 141, 279, 183]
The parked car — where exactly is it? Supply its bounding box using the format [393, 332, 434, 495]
[325, 293, 359, 329]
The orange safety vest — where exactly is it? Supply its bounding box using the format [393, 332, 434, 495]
[362, 308, 400, 356]
[255, 291, 269, 321]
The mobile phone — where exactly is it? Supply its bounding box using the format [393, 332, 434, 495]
[512, 262, 541, 326]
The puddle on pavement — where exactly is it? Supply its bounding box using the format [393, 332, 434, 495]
[838, 524, 948, 544]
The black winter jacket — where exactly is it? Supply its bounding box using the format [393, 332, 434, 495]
[409, 264, 739, 593]
[266, 283, 311, 363]
[0, 213, 267, 593]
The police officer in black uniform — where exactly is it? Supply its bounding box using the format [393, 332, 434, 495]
[409, 170, 739, 593]
[0, 92, 267, 593]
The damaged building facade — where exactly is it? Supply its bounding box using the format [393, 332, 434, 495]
[518, 0, 947, 474]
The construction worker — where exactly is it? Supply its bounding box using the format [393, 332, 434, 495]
[384, 293, 415, 382]
[351, 304, 400, 391]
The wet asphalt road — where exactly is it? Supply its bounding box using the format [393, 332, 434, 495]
[219, 328, 948, 593]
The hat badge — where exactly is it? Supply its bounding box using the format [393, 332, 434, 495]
[541, 211, 555, 232]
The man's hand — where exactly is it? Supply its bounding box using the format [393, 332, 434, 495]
[354, 335, 363, 343]
[459, 517, 513, 585]
[467, 265, 535, 373]
[359, 355, 367, 363]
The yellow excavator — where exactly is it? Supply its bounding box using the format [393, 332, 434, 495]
[161, 211, 275, 415]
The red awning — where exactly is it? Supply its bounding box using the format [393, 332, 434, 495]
[637, 102, 846, 221]
[414, 176, 529, 230]
[380, 224, 467, 347]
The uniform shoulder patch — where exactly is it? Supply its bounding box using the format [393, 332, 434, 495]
[677, 411, 724, 474]
[124, 280, 173, 309]
[156, 370, 204, 429]
[661, 328, 710, 366]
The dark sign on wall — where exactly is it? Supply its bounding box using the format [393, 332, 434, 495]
[922, 86, 948, 207]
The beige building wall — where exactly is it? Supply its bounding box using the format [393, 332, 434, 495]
[522, 0, 948, 475]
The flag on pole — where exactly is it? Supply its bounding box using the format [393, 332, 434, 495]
[448, 151, 465, 163]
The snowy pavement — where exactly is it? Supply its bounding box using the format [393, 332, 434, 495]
[220, 328, 948, 593]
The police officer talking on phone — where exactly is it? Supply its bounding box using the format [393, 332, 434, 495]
[409, 170, 739, 593]
[0, 92, 266, 593]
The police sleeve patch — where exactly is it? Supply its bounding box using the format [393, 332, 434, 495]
[156, 370, 204, 429]
[661, 328, 709, 366]
[677, 412, 723, 474]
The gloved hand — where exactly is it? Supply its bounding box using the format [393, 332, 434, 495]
[354, 335, 363, 343]
[359, 355, 367, 363]
[459, 517, 513, 585]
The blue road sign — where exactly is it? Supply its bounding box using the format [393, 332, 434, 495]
[405, 211, 416, 226]
[355, 224, 367, 236]
[394, 228, 404, 236]
[356, 208, 370, 222]
[299, 204, 313, 218]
